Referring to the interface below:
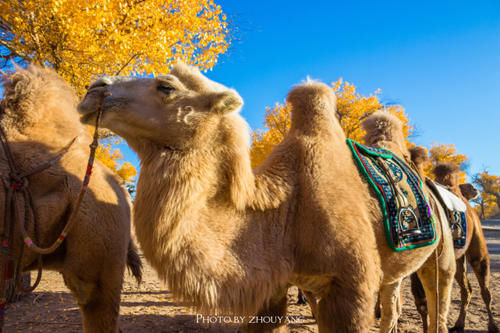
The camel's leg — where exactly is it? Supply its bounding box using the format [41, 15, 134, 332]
[242, 288, 288, 333]
[417, 250, 455, 333]
[63, 268, 123, 333]
[410, 273, 429, 333]
[295, 289, 318, 318]
[450, 256, 472, 333]
[467, 252, 499, 333]
[303, 290, 317, 319]
[378, 280, 402, 333]
[316, 277, 376, 333]
[296, 288, 307, 305]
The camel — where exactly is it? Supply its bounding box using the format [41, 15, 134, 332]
[359, 112, 456, 332]
[0, 66, 142, 332]
[78, 63, 454, 332]
[409, 148, 498, 333]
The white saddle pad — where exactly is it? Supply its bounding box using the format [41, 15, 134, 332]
[433, 182, 467, 213]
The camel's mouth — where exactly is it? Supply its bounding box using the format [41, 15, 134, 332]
[79, 109, 98, 125]
[78, 88, 116, 124]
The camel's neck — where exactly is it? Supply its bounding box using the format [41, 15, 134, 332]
[135, 147, 221, 240]
[133, 143, 293, 315]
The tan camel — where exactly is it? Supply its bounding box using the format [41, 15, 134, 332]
[409, 148, 498, 333]
[78, 63, 454, 332]
[0, 66, 142, 332]
[361, 112, 456, 332]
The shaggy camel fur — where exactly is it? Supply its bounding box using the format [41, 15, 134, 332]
[409, 151, 498, 333]
[78, 64, 454, 332]
[0, 66, 142, 332]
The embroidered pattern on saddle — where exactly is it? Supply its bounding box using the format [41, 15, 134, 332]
[426, 179, 467, 249]
[347, 139, 437, 251]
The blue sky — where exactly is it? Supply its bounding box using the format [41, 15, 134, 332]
[122, 1, 500, 180]
[3, 1, 497, 180]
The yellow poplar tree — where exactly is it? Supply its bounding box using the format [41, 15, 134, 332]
[251, 103, 291, 167]
[473, 171, 500, 218]
[423, 143, 469, 183]
[333, 79, 412, 143]
[251, 79, 413, 167]
[95, 138, 137, 184]
[0, 0, 230, 94]
[1, 0, 230, 184]
[474, 192, 498, 219]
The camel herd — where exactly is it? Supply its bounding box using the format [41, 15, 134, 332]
[0, 64, 497, 333]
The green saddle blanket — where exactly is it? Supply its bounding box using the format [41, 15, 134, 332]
[347, 139, 437, 251]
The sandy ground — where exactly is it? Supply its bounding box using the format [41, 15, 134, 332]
[4, 222, 500, 332]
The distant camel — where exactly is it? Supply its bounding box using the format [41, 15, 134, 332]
[410, 147, 498, 333]
[0, 66, 142, 332]
[78, 63, 454, 332]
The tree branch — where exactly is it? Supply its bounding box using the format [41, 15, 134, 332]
[115, 53, 141, 75]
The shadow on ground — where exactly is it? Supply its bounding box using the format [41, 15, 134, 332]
[4, 220, 500, 332]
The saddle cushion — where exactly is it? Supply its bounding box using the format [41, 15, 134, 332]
[347, 139, 437, 251]
[431, 181, 467, 212]
[426, 179, 467, 249]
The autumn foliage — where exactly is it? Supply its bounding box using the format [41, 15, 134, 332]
[1, 0, 230, 185]
[423, 143, 469, 183]
[333, 79, 412, 143]
[251, 79, 412, 167]
[95, 138, 137, 184]
[251, 103, 291, 168]
[0, 0, 230, 94]
[473, 171, 500, 218]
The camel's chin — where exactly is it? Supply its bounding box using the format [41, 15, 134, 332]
[79, 107, 114, 128]
[79, 111, 97, 125]
[78, 96, 114, 126]
[78, 96, 100, 119]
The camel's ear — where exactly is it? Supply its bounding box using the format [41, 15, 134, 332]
[209, 90, 243, 115]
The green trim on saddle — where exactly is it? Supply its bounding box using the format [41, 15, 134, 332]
[347, 139, 437, 251]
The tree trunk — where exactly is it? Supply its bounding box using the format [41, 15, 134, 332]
[5, 273, 30, 303]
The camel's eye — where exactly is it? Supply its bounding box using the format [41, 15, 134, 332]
[158, 84, 175, 95]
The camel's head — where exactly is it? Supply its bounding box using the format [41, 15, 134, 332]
[409, 146, 429, 166]
[459, 183, 479, 201]
[409, 145, 429, 179]
[78, 63, 244, 151]
[434, 162, 461, 188]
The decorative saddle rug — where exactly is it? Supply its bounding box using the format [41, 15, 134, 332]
[347, 139, 437, 251]
[426, 179, 468, 249]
